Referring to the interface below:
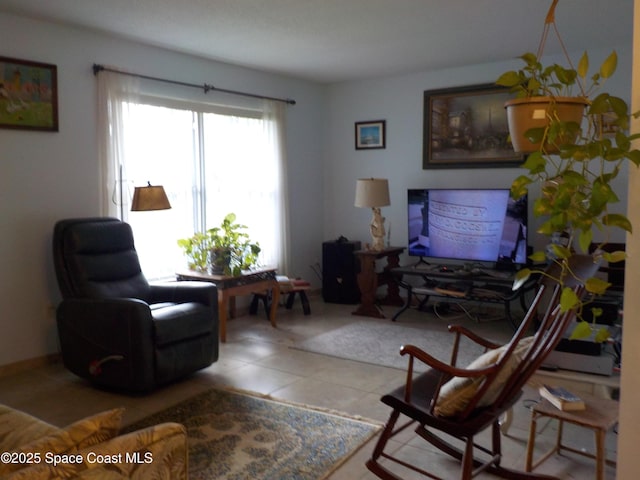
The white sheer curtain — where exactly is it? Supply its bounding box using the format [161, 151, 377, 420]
[201, 100, 289, 274]
[263, 100, 290, 275]
[96, 71, 140, 218]
[97, 73, 289, 279]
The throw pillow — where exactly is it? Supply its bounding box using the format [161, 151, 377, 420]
[3, 422, 188, 480]
[434, 336, 534, 417]
[0, 407, 124, 475]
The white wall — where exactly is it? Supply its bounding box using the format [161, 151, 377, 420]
[324, 48, 633, 263]
[0, 12, 326, 366]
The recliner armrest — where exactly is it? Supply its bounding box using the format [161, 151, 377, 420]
[149, 281, 217, 309]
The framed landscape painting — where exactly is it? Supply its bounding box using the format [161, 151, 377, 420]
[423, 83, 523, 169]
[355, 120, 386, 150]
[0, 56, 58, 131]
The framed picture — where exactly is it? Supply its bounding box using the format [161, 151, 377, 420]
[423, 83, 524, 169]
[355, 120, 386, 150]
[0, 56, 58, 131]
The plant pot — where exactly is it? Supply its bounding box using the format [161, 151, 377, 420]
[504, 96, 588, 154]
[209, 247, 231, 274]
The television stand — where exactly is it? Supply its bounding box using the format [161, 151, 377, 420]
[391, 264, 536, 328]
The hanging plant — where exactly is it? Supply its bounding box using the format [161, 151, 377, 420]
[497, 0, 640, 341]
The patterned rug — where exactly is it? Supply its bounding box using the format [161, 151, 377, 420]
[124, 387, 381, 480]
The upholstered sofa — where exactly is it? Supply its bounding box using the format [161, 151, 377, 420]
[0, 404, 186, 479]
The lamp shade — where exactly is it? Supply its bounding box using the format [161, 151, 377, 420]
[131, 183, 172, 211]
[354, 178, 390, 208]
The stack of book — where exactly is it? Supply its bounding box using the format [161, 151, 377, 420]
[539, 384, 586, 411]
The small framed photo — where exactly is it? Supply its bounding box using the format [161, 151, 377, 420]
[355, 120, 386, 150]
[0, 56, 59, 132]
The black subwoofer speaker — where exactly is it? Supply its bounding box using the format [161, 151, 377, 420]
[322, 240, 361, 304]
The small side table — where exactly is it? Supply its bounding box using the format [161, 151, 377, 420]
[176, 267, 279, 343]
[352, 246, 405, 318]
[525, 393, 618, 480]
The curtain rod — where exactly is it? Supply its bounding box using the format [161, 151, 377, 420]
[92, 64, 296, 105]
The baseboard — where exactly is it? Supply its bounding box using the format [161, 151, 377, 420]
[0, 353, 61, 378]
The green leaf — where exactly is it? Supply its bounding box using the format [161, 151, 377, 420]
[522, 151, 546, 173]
[594, 327, 611, 343]
[585, 276, 611, 295]
[529, 251, 548, 263]
[602, 213, 633, 233]
[551, 244, 572, 260]
[524, 127, 546, 145]
[578, 229, 593, 253]
[600, 51, 618, 79]
[626, 150, 640, 167]
[561, 170, 588, 186]
[569, 321, 593, 340]
[605, 250, 627, 264]
[496, 71, 521, 87]
[511, 175, 532, 199]
[608, 95, 628, 116]
[560, 287, 580, 312]
[577, 51, 589, 79]
[520, 52, 538, 65]
[588, 93, 610, 114]
[512, 268, 532, 291]
[590, 307, 603, 320]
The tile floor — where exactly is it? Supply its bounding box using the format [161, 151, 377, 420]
[0, 297, 617, 479]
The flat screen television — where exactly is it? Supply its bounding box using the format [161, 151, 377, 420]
[407, 188, 528, 267]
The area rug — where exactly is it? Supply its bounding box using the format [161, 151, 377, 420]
[293, 319, 504, 371]
[124, 387, 381, 480]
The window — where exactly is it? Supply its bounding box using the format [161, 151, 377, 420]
[98, 74, 288, 280]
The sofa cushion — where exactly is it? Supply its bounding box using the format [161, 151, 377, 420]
[0, 408, 124, 475]
[3, 422, 187, 480]
[0, 405, 59, 452]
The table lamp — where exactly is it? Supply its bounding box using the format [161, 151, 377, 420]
[354, 178, 390, 251]
[131, 182, 172, 211]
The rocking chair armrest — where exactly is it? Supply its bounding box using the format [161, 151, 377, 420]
[400, 345, 497, 378]
[447, 325, 502, 350]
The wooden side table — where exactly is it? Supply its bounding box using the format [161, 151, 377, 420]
[352, 246, 405, 318]
[525, 393, 618, 480]
[176, 267, 280, 342]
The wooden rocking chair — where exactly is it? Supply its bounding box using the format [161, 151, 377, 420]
[366, 255, 601, 480]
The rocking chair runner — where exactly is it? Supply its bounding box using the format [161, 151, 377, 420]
[366, 255, 601, 480]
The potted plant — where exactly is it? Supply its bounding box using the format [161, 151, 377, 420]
[495, 0, 605, 154]
[496, 51, 601, 153]
[178, 213, 261, 276]
[496, 3, 640, 340]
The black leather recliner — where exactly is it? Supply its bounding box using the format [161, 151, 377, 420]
[52, 217, 219, 392]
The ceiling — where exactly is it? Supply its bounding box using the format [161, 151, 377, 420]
[0, 0, 634, 83]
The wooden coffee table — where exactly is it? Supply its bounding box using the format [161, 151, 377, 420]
[176, 267, 279, 342]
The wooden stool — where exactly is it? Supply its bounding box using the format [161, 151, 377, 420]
[281, 282, 311, 315]
[525, 393, 618, 480]
[250, 278, 311, 317]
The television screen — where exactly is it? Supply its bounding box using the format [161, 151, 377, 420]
[407, 188, 528, 266]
